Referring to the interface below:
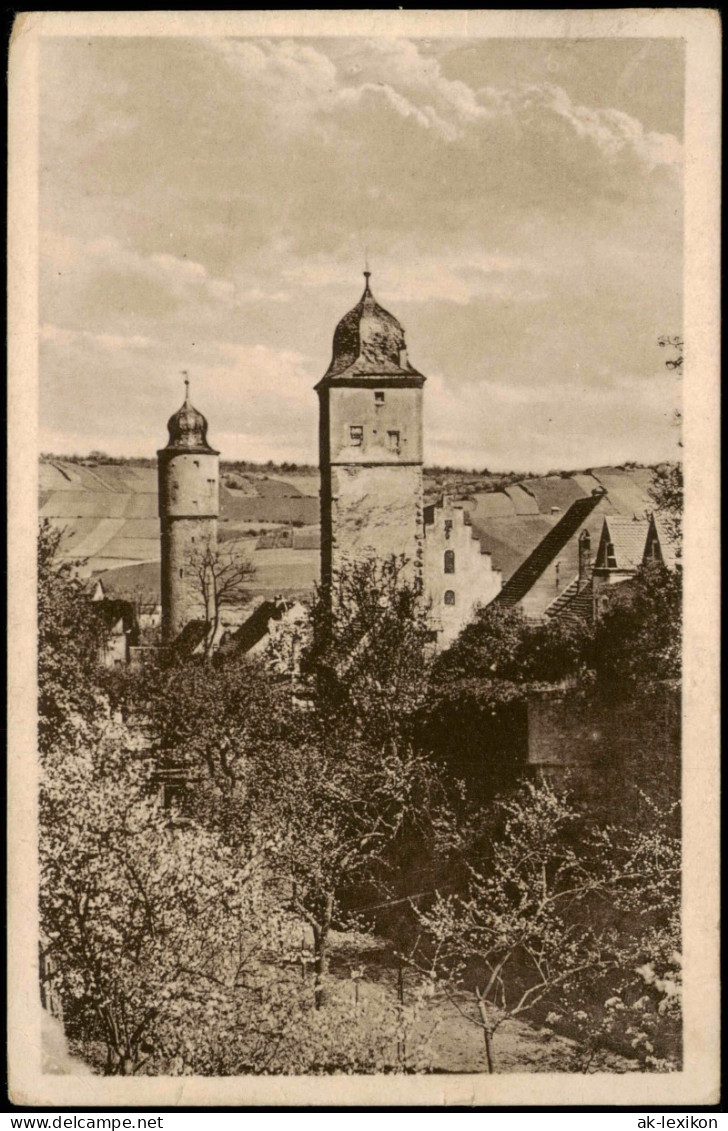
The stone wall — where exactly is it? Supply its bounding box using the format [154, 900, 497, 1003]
[160, 516, 217, 641]
[326, 385, 423, 465]
[158, 448, 219, 642]
[327, 462, 424, 586]
[527, 686, 680, 813]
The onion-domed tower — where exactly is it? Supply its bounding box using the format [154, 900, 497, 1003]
[157, 378, 219, 643]
[316, 272, 425, 594]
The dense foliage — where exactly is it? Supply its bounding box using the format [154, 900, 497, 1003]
[37, 522, 107, 748]
[589, 563, 681, 693]
[38, 529, 681, 1075]
[413, 783, 681, 1072]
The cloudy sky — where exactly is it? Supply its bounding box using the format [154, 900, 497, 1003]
[39, 35, 684, 471]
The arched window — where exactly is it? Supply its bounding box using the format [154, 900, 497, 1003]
[444, 549, 455, 574]
[579, 530, 591, 550]
[444, 590, 455, 606]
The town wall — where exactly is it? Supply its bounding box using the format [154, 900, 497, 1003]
[527, 686, 680, 814]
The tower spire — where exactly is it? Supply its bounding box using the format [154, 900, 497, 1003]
[363, 247, 372, 295]
[182, 370, 190, 401]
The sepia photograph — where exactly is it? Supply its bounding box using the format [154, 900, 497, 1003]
[7, 9, 720, 1110]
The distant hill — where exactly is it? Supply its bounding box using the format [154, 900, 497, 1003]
[39, 457, 667, 608]
[39, 458, 320, 600]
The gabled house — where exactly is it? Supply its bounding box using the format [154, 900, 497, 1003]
[496, 508, 679, 627]
[592, 515, 651, 583]
[645, 513, 680, 569]
[489, 488, 607, 619]
[87, 582, 139, 667]
[218, 595, 308, 665]
[540, 512, 678, 624]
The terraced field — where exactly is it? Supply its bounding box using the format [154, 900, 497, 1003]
[40, 459, 662, 611]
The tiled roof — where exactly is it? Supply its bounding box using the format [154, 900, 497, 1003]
[219, 598, 295, 655]
[544, 578, 594, 623]
[603, 517, 650, 571]
[652, 517, 680, 568]
[504, 483, 540, 515]
[492, 493, 606, 609]
[96, 561, 161, 600]
[468, 491, 516, 519]
[590, 472, 651, 519]
[167, 619, 208, 658]
[519, 475, 588, 515]
[467, 515, 556, 580]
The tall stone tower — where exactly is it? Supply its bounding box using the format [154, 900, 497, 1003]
[316, 273, 425, 594]
[157, 380, 219, 643]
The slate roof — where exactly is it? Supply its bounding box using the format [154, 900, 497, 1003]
[319, 274, 424, 383]
[163, 393, 216, 454]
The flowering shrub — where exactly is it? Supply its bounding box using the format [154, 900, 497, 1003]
[413, 782, 680, 1073]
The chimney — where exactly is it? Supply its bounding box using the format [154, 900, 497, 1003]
[578, 529, 592, 589]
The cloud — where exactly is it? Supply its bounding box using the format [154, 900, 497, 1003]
[477, 83, 682, 173]
[42, 232, 235, 333]
[38, 36, 684, 469]
[40, 323, 154, 350]
[280, 248, 545, 307]
[40, 321, 319, 462]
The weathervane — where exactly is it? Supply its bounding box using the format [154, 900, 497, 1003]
[181, 370, 190, 400]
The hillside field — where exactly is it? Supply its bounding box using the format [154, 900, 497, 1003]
[40, 457, 666, 607]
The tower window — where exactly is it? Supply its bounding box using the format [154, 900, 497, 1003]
[179, 568, 184, 578]
[444, 590, 456, 606]
[444, 550, 455, 574]
[349, 425, 363, 446]
[374, 391, 385, 404]
[387, 430, 401, 453]
[444, 519, 453, 541]
[606, 541, 617, 569]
